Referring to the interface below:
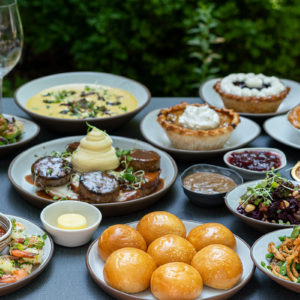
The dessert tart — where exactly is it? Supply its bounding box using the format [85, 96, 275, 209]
[157, 102, 240, 150]
[287, 104, 300, 130]
[214, 73, 290, 113]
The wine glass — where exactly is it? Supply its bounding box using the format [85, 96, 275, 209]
[0, 0, 23, 112]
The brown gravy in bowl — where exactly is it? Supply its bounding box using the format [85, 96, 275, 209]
[183, 172, 236, 194]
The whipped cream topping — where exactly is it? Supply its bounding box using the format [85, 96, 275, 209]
[178, 105, 220, 130]
[220, 73, 285, 97]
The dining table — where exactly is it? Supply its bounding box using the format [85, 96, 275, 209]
[1, 96, 299, 299]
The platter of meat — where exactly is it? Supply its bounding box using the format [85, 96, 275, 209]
[8, 127, 177, 217]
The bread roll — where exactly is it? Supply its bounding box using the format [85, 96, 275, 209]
[151, 262, 203, 300]
[187, 223, 236, 251]
[98, 224, 147, 261]
[147, 234, 196, 266]
[103, 247, 157, 293]
[137, 211, 186, 245]
[191, 244, 243, 290]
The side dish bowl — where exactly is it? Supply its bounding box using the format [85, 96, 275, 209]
[181, 164, 243, 207]
[251, 228, 300, 293]
[223, 147, 287, 181]
[0, 213, 12, 252]
[41, 201, 102, 247]
[14, 72, 151, 133]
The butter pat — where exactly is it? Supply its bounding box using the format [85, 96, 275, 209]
[178, 105, 220, 130]
[57, 213, 87, 230]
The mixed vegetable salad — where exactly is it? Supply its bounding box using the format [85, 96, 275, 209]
[0, 114, 24, 145]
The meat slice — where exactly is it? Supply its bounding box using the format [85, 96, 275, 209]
[31, 156, 72, 188]
[66, 142, 80, 153]
[126, 149, 160, 172]
[78, 171, 120, 203]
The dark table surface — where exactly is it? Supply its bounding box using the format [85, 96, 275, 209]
[1, 97, 299, 299]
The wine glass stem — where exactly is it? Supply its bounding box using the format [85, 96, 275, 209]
[0, 77, 2, 113]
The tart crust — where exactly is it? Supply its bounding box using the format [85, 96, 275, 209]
[288, 104, 300, 130]
[213, 80, 290, 113]
[157, 102, 240, 150]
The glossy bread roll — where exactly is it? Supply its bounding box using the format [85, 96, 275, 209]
[147, 234, 196, 266]
[191, 244, 243, 290]
[103, 247, 157, 293]
[98, 224, 146, 261]
[151, 262, 203, 300]
[187, 223, 236, 251]
[137, 211, 186, 245]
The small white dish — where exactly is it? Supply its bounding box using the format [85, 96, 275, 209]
[140, 108, 261, 160]
[86, 220, 255, 300]
[264, 115, 300, 149]
[199, 78, 300, 118]
[251, 228, 300, 293]
[40, 200, 102, 247]
[223, 147, 287, 181]
[0, 213, 12, 252]
[225, 180, 300, 232]
[0, 114, 40, 155]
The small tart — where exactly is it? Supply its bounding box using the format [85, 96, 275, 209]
[288, 105, 300, 130]
[157, 102, 240, 150]
[214, 74, 290, 113]
[291, 161, 300, 182]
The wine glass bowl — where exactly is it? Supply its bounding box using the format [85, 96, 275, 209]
[0, 0, 23, 110]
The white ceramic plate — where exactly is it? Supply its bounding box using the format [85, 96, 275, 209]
[140, 109, 261, 159]
[14, 72, 151, 133]
[0, 114, 40, 155]
[251, 228, 300, 293]
[0, 215, 54, 296]
[199, 78, 300, 118]
[264, 115, 300, 149]
[8, 136, 177, 217]
[86, 220, 255, 300]
[225, 180, 300, 232]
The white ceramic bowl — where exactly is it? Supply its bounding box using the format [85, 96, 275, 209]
[40, 200, 102, 247]
[0, 213, 12, 252]
[251, 228, 300, 293]
[223, 147, 286, 181]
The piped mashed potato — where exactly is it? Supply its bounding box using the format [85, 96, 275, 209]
[26, 84, 138, 119]
[71, 127, 119, 172]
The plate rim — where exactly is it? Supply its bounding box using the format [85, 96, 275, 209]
[224, 179, 300, 229]
[199, 78, 300, 117]
[14, 71, 151, 123]
[0, 214, 54, 294]
[140, 108, 261, 155]
[8, 135, 178, 209]
[263, 115, 300, 150]
[85, 219, 255, 300]
[0, 114, 40, 150]
[250, 227, 300, 289]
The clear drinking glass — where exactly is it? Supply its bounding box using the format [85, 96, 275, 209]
[0, 0, 23, 112]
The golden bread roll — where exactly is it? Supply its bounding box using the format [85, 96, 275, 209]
[137, 211, 186, 245]
[98, 224, 146, 261]
[187, 223, 236, 251]
[151, 262, 203, 300]
[147, 234, 196, 266]
[191, 244, 243, 290]
[103, 247, 157, 293]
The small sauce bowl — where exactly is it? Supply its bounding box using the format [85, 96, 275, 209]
[224, 147, 286, 181]
[40, 201, 102, 247]
[181, 164, 243, 207]
[0, 213, 12, 252]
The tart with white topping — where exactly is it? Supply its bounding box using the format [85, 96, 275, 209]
[157, 102, 240, 150]
[214, 73, 290, 113]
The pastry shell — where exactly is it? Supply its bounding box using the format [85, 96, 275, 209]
[287, 104, 300, 130]
[213, 80, 290, 113]
[157, 102, 240, 150]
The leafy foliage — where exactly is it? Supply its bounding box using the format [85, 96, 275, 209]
[3, 0, 300, 96]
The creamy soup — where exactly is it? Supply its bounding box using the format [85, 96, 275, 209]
[26, 84, 138, 119]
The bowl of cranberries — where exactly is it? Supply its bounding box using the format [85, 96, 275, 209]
[223, 147, 286, 180]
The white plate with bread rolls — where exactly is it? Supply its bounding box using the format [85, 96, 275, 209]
[86, 216, 255, 300]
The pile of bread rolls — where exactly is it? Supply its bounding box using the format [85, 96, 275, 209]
[97, 211, 243, 300]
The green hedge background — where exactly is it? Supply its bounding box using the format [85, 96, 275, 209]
[4, 0, 300, 96]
